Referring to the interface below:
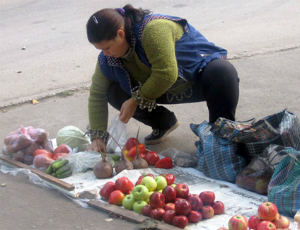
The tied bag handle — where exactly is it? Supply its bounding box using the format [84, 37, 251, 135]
[212, 118, 256, 145]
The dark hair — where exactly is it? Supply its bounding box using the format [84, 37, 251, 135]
[86, 4, 150, 44]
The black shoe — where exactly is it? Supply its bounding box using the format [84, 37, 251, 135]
[144, 121, 180, 145]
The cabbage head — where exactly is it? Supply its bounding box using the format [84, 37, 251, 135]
[56, 126, 90, 152]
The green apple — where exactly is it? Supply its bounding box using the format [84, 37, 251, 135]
[131, 185, 149, 201]
[141, 176, 157, 192]
[133, 200, 148, 214]
[155, 176, 168, 191]
[122, 194, 136, 210]
[171, 184, 176, 188]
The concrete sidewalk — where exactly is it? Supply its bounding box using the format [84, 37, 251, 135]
[1, 0, 300, 229]
[1, 47, 300, 230]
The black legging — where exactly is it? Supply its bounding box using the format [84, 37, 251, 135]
[107, 58, 239, 129]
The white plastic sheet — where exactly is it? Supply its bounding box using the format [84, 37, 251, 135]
[0, 157, 296, 229]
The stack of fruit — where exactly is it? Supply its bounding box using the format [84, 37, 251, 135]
[45, 159, 73, 178]
[122, 137, 173, 168]
[99, 174, 225, 229]
[222, 202, 290, 230]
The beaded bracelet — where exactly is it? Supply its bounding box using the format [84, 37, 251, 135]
[131, 84, 157, 112]
[84, 125, 110, 144]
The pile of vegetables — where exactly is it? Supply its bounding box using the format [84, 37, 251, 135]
[46, 159, 73, 179]
[3, 125, 174, 181]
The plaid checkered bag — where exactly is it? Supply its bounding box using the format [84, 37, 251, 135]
[268, 147, 300, 217]
[211, 109, 300, 159]
[190, 121, 248, 182]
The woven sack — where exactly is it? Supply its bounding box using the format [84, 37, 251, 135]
[191, 121, 247, 183]
[268, 147, 300, 217]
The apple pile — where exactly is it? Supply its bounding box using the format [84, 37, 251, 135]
[224, 202, 290, 230]
[99, 173, 225, 229]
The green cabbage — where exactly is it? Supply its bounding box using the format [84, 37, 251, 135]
[56, 126, 90, 152]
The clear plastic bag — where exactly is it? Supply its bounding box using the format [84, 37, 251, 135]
[159, 148, 198, 167]
[106, 115, 128, 153]
[65, 151, 115, 173]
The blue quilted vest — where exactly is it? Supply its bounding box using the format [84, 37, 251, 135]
[98, 14, 227, 95]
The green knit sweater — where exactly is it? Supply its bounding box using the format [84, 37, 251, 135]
[88, 19, 194, 139]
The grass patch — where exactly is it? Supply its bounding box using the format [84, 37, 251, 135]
[58, 90, 74, 97]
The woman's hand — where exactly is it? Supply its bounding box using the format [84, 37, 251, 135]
[119, 97, 138, 123]
[87, 138, 107, 153]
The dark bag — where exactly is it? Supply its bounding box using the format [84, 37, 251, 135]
[268, 147, 300, 217]
[191, 121, 247, 183]
[211, 109, 300, 160]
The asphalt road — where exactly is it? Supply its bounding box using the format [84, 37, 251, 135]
[1, 0, 300, 229]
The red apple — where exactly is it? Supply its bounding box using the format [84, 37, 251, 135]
[188, 195, 203, 211]
[173, 215, 189, 229]
[175, 183, 189, 198]
[162, 185, 177, 203]
[248, 215, 262, 229]
[138, 173, 155, 179]
[175, 199, 192, 215]
[199, 191, 215, 205]
[115, 177, 134, 194]
[162, 210, 176, 224]
[228, 214, 248, 230]
[188, 210, 202, 223]
[141, 204, 152, 217]
[272, 215, 290, 229]
[149, 192, 165, 209]
[212, 201, 225, 215]
[201, 205, 214, 219]
[164, 203, 175, 211]
[150, 208, 165, 221]
[108, 190, 125, 206]
[159, 173, 175, 186]
[174, 197, 185, 204]
[257, 220, 276, 230]
[135, 178, 142, 186]
[257, 202, 279, 221]
[187, 193, 200, 199]
[217, 227, 229, 230]
[99, 181, 116, 200]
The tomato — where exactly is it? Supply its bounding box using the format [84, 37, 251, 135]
[53, 144, 70, 156]
[126, 144, 146, 158]
[53, 153, 69, 160]
[145, 151, 160, 166]
[123, 138, 140, 152]
[33, 149, 53, 159]
[159, 173, 175, 185]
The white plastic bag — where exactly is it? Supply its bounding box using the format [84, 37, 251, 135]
[106, 115, 128, 153]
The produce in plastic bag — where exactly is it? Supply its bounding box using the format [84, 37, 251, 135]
[235, 157, 273, 195]
[235, 144, 290, 195]
[160, 148, 197, 167]
[4, 126, 53, 164]
[33, 154, 54, 171]
[56, 126, 90, 152]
